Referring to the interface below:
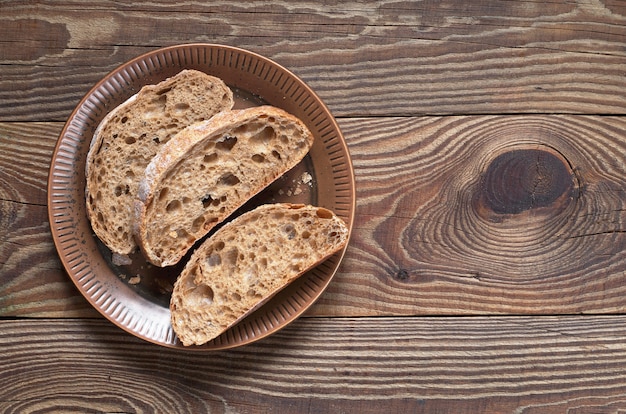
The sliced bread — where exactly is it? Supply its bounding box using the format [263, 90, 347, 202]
[133, 106, 315, 267]
[85, 69, 234, 258]
[170, 203, 349, 346]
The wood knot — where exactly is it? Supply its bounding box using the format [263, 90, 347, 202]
[393, 268, 410, 281]
[477, 148, 575, 215]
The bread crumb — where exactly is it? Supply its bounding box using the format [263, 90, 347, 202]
[112, 253, 132, 266]
[301, 172, 312, 185]
[128, 275, 141, 285]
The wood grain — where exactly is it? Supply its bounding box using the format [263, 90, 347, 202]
[0, 116, 626, 316]
[3, 116, 626, 317]
[0, 122, 98, 317]
[315, 115, 626, 316]
[2, 1, 626, 412]
[2, 316, 626, 413]
[1, 0, 625, 121]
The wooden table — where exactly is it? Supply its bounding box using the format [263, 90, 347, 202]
[2, 1, 626, 412]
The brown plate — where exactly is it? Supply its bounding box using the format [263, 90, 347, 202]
[48, 44, 355, 350]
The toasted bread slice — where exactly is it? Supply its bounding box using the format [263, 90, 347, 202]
[85, 70, 234, 258]
[170, 203, 349, 346]
[134, 106, 314, 267]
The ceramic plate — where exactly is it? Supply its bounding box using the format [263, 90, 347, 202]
[48, 44, 355, 350]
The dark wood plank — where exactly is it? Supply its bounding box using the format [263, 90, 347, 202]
[3, 2, 625, 412]
[3, 116, 626, 317]
[0, 122, 98, 317]
[319, 115, 626, 316]
[1, 0, 625, 121]
[2, 316, 626, 413]
[0, 122, 52, 207]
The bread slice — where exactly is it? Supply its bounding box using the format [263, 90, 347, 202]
[85, 69, 234, 259]
[134, 106, 315, 267]
[170, 203, 349, 346]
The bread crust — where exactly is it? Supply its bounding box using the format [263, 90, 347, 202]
[169, 203, 349, 346]
[133, 105, 315, 267]
[85, 70, 234, 258]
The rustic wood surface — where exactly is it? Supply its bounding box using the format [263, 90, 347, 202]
[3, 316, 626, 413]
[1, 0, 626, 412]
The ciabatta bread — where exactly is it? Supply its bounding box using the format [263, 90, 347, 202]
[134, 106, 314, 267]
[170, 203, 349, 346]
[85, 70, 234, 258]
